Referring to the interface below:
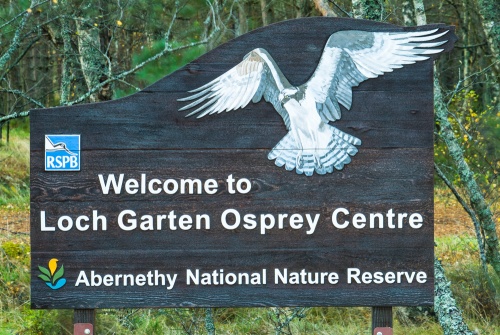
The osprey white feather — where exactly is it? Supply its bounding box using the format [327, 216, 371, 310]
[179, 29, 448, 176]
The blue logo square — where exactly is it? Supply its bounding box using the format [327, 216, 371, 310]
[45, 135, 81, 171]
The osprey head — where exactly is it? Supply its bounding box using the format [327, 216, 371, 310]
[279, 87, 304, 107]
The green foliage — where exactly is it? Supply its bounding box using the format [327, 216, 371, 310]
[115, 41, 206, 99]
[361, 0, 383, 20]
[435, 90, 499, 193]
[0, 241, 30, 333]
[1, 241, 30, 265]
[0, 237, 73, 334]
[436, 234, 500, 326]
[478, 0, 500, 53]
[0, 129, 30, 209]
[447, 263, 500, 323]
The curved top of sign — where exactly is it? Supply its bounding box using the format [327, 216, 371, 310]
[31, 17, 456, 168]
[30, 17, 456, 309]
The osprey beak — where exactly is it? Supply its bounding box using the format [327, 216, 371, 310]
[279, 93, 291, 107]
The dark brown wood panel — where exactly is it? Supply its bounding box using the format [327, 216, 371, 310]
[30, 17, 455, 309]
[31, 249, 433, 308]
[31, 148, 432, 202]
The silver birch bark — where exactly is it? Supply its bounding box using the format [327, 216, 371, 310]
[76, 19, 103, 102]
[477, 0, 500, 106]
[412, 0, 426, 25]
[434, 258, 474, 335]
[236, 1, 248, 36]
[434, 75, 500, 277]
[477, 0, 500, 62]
[401, 0, 415, 26]
[351, 0, 363, 19]
[60, 17, 73, 105]
[260, 0, 269, 25]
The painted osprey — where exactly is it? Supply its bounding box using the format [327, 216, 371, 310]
[179, 29, 448, 176]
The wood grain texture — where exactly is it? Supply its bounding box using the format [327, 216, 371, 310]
[30, 17, 456, 309]
[372, 307, 393, 330]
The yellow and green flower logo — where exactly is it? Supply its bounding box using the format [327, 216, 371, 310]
[38, 258, 66, 290]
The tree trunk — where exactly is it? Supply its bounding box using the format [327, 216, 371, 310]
[351, 0, 363, 19]
[260, 0, 269, 25]
[0, 13, 29, 73]
[434, 258, 474, 335]
[477, 0, 500, 61]
[205, 308, 216, 335]
[402, 0, 415, 26]
[434, 75, 500, 277]
[462, 0, 471, 92]
[60, 17, 73, 105]
[477, 0, 500, 107]
[313, 0, 336, 17]
[236, 1, 248, 36]
[295, 0, 304, 18]
[76, 19, 102, 102]
[412, 0, 426, 25]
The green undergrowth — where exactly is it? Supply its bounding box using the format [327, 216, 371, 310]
[2, 233, 500, 334]
[435, 234, 500, 332]
[0, 126, 30, 210]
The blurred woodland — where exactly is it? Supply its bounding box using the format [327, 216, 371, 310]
[0, 0, 499, 334]
[0, 0, 498, 187]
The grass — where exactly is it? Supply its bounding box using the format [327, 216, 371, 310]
[1, 127, 500, 333]
[0, 125, 30, 210]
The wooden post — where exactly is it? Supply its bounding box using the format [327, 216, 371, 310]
[74, 309, 95, 335]
[372, 306, 392, 335]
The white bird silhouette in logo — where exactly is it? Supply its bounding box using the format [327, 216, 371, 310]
[179, 29, 448, 176]
[45, 136, 78, 156]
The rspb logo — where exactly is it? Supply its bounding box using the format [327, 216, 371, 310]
[45, 135, 80, 171]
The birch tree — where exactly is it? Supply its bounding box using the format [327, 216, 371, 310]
[417, 0, 500, 279]
[413, 0, 495, 331]
[352, 0, 484, 332]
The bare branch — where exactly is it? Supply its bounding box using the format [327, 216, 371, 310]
[434, 73, 500, 278]
[435, 163, 490, 277]
[0, 14, 29, 72]
[0, 111, 31, 124]
[0, 89, 45, 108]
[328, 0, 352, 17]
[0, 0, 50, 31]
[313, 0, 337, 16]
[66, 8, 220, 106]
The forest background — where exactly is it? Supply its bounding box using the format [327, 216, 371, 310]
[0, 0, 499, 334]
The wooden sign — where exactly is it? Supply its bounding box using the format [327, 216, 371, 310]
[30, 17, 456, 309]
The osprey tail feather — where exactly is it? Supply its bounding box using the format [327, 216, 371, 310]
[267, 126, 361, 176]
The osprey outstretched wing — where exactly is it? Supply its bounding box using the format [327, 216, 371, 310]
[179, 48, 291, 128]
[179, 29, 448, 176]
